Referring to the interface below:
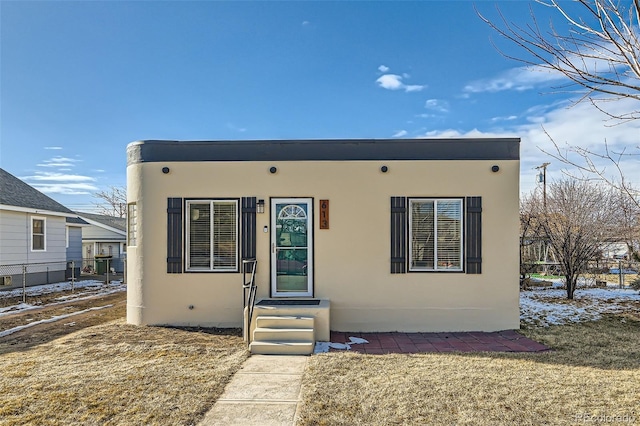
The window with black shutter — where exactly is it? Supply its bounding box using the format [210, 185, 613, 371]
[390, 196, 482, 274]
[390, 196, 407, 274]
[167, 198, 183, 273]
[465, 196, 482, 274]
[241, 197, 257, 268]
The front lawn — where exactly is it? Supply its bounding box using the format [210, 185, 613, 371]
[0, 319, 248, 425]
[298, 288, 640, 425]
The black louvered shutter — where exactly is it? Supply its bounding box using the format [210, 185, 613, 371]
[466, 196, 482, 274]
[167, 198, 183, 274]
[390, 196, 407, 274]
[241, 197, 257, 270]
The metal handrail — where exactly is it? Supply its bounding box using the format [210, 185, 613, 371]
[242, 259, 258, 346]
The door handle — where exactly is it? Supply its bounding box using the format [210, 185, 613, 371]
[272, 243, 276, 254]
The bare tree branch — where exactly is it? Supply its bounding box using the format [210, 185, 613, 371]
[477, 0, 640, 121]
[538, 127, 640, 210]
[93, 186, 127, 218]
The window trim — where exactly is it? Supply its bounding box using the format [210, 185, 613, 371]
[31, 216, 46, 251]
[408, 198, 464, 273]
[185, 198, 240, 273]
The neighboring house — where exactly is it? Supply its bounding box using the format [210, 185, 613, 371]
[0, 168, 85, 288]
[126, 138, 520, 353]
[75, 212, 127, 273]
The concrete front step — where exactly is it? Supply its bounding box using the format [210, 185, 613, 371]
[255, 315, 314, 329]
[249, 340, 315, 355]
[253, 327, 314, 342]
[250, 315, 315, 355]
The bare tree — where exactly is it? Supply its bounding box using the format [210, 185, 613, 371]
[523, 179, 617, 299]
[478, 0, 640, 121]
[93, 186, 127, 218]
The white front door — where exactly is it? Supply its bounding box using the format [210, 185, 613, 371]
[271, 198, 313, 297]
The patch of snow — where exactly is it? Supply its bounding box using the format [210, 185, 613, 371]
[0, 303, 36, 315]
[0, 305, 113, 337]
[314, 336, 370, 353]
[520, 287, 640, 327]
[0, 284, 125, 318]
[0, 279, 123, 299]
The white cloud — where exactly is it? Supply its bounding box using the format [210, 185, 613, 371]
[424, 99, 449, 113]
[491, 115, 518, 122]
[376, 74, 426, 93]
[420, 128, 515, 139]
[44, 146, 63, 150]
[404, 85, 425, 93]
[421, 97, 640, 197]
[378, 65, 389, 73]
[23, 172, 96, 182]
[392, 130, 408, 138]
[21, 172, 98, 195]
[376, 74, 404, 90]
[302, 20, 310, 26]
[37, 156, 82, 168]
[30, 183, 99, 195]
[464, 65, 564, 94]
[227, 123, 247, 132]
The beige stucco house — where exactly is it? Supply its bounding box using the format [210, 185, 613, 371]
[126, 138, 520, 353]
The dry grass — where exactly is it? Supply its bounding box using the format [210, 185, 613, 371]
[298, 314, 640, 425]
[0, 320, 248, 425]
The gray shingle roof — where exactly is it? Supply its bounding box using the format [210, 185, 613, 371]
[66, 216, 90, 225]
[0, 168, 75, 214]
[75, 211, 126, 232]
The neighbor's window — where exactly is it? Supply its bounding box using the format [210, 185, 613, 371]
[32, 217, 46, 251]
[186, 200, 238, 271]
[127, 203, 137, 246]
[409, 199, 463, 271]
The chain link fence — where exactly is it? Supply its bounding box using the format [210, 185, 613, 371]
[0, 258, 126, 302]
[0, 260, 77, 303]
[523, 259, 640, 288]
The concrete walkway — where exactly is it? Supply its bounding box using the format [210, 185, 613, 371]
[198, 355, 307, 426]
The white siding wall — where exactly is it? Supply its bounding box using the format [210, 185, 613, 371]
[0, 210, 67, 265]
[82, 224, 125, 241]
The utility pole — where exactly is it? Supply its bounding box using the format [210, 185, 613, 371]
[536, 162, 551, 275]
[536, 162, 550, 210]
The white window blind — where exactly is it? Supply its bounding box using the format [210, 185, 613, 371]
[409, 199, 463, 271]
[187, 200, 238, 271]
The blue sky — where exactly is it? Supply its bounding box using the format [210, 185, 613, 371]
[2, 0, 638, 211]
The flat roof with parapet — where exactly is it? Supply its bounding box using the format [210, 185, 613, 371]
[127, 138, 520, 165]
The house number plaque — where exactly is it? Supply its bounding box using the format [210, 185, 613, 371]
[320, 199, 329, 229]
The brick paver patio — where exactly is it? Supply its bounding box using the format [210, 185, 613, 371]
[329, 330, 549, 354]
